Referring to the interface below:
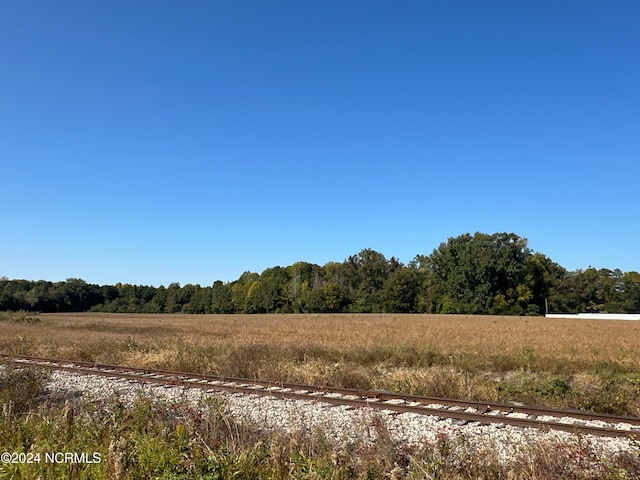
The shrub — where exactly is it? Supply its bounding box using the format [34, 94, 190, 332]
[0, 363, 48, 414]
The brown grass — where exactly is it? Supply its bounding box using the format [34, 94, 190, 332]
[2, 312, 640, 415]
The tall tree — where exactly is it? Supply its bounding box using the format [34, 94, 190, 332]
[383, 266, 420, 313]
[349, 248, 389, 312]
[419, 232, 532, 314]
[210, 281, 234, 313]
[230, 272, 259, 313]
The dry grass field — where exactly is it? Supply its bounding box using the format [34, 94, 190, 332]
[2, 312, 640, 415]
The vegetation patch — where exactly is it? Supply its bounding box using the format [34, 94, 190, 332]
[0, 363, 48, 414]
[2, 232, 639, 316]
[0, 379, 638, 479]
[1, 312, 639, 417]
[0, 310, 41, 324]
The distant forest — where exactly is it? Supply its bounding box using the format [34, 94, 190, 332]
[2, 233, 639, 315]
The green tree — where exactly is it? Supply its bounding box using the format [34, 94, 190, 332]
[258, 266, 290, 313]
[552, 268, 640, 314]
[285, 262, 317, 311]
[300, 286, 326, 312]
[144, 285, 166, 313]
[183, 284, 209, 313]
[620, 271, 640, 313]
[58, 278, 102, 312]
[322, 282, 345, 312]
[230, 272, 259, 313]
[419, 232, 532, 314]
[382, 266, 420, 313]
[245, 280, 263, 313]
[210, 281, 234, 313]
[348, 249, 389, 312]
[322, 261, 353, 310]
[522, 253, 566, 314]
[164, 282, 182, 313]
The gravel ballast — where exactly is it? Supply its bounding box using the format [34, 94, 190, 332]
[41, 370, 639, 464]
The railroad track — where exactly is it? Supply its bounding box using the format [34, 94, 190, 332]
[2, 354, 639, 439]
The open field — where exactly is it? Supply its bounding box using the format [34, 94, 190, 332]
[2, 312, 640, 415]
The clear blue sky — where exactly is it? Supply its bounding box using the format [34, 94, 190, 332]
[2, 1, 638, 286]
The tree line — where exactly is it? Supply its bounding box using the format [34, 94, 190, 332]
[2, 232, 639, 315]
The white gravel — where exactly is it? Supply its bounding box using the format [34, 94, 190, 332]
[42, 370, 639, 464]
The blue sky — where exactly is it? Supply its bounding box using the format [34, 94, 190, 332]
[1, 1, 638, 286]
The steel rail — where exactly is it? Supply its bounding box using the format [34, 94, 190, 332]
[2, 354, 639, 439]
